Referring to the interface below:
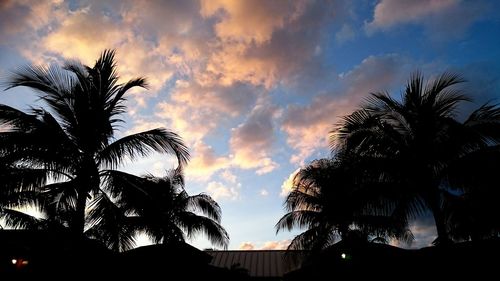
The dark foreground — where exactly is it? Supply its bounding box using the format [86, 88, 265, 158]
[286, 239, 500, 280]
[1, 230, 499, 280]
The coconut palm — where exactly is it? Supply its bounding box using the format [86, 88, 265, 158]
[0, 50, 189, 238]
[445, 146, 500, 241]
[334, 72, 500, 244]
[276, 157, 413, 251]
[86, 168, 229, 251]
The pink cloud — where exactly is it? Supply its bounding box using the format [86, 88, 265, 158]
[238, 242, 255, 250]
[200, 0, 306, 45]
[282, 54, 409, 164]
[366, 0, 456, 32]
[238, 239, 292, 250]
[261, 239, 292, 250]
[365, 0, 489, 39]
[186, 141, 230, 181]
[230, 98, 280, 174]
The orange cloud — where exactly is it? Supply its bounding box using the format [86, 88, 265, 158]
[200, 0, 306, 44]
[40, 9, 124, 65]
[238, 242, 255, 250]
[186, 141, 230, 181]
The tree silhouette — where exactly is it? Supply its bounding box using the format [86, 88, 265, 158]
[276, 156, 413, 251]
[86, 168, 229, 251]
[334, 72, 500, 244]
[0, 50, 189, 240]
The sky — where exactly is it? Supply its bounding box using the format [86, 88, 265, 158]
[0, 0, 499, 250]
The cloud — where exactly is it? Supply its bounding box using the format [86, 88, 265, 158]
[186, 141, 230, 181]
[239, 242, 255, 250]
[200, 0, 306, 45]
[238, 239, 292, 250]
[0, 0, 65, 43]
[366, 0, 456, 31]
[220, 169, 238, 184]
[40, 9, 125, 65]
[365, 0, 490, 39]
[280, 168, 300, 197]
[230, 98, 280, 174]
[170, 81, 258, 117]
[2, 0, 339, 167]
[259, 189, 269, 197]
[390, 217, 436, 249]
[335, 24, 355, 44]
[200, 0, 337, 89]
[282, 54, 410, 164]
[261, 239, 292, 250]
[206, 181, 240, 201]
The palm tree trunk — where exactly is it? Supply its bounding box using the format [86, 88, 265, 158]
[427, 189, 450, 246]
[72, 190, 87, 235]
[72, 157, 99, 236]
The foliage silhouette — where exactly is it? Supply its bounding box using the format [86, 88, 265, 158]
[333, 72, 500, 244]
[86, 168, 229, 251]
[0, 50, 192, 250]
[276, 156, 413, 251]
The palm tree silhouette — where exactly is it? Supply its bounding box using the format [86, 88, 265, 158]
[334, 72, 500, 244]
[446, 146, 500, 241]
[0, 50, 189, 238]
[86, 168, 229, 251]
[276, 157, 413, 251]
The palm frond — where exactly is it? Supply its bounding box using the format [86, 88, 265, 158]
[287, 224, 336, 251]
[86, 191, 137, 252]
[98, 128, 190, 169]
[177, 211, 229, 249]
[275, 210, 321, 233]
[185, 193, 222, 222]
[0, 208, 44, 229]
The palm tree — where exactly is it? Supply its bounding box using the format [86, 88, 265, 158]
[445, 146, 500, 241]
[86, 168, 229, 251]
[334, 72, 500, 244]
[276, 157, 413, 251]
[0, 50, 189, 238]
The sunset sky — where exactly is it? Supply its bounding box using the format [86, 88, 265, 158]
[1, 0, 499, 250]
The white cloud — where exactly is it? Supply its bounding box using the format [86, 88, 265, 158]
[206, 181, 240, 201]
[220, 169, 238, 184]
[259, 189, 269, 197]
[280, 168, 301, 197]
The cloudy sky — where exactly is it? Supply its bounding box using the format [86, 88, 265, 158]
[1, 0, 499, 250]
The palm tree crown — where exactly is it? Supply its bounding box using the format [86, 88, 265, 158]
[334, 72, 500, 244]
[87, 168, 229, 251]
[276, 156, 413, 251]
[0, 50, 190, 245]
